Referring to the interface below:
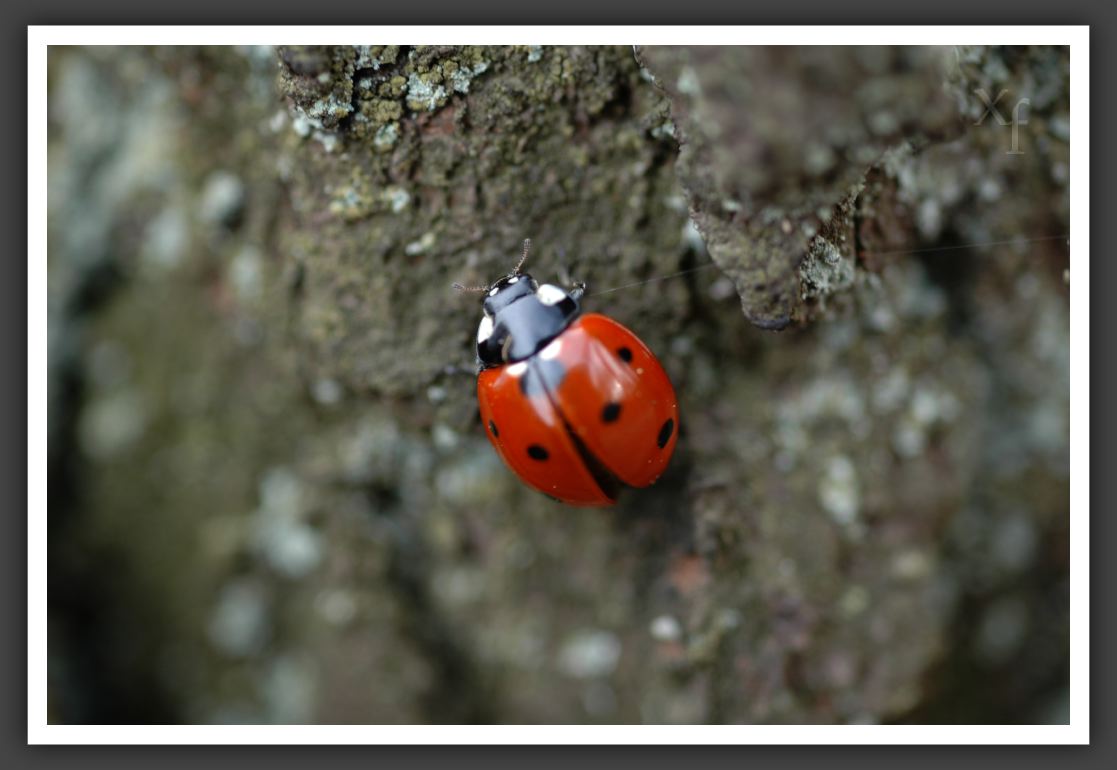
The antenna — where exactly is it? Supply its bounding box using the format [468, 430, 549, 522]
[513, 238, 532, 275]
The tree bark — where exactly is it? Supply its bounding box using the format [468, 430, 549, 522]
[48, 44, 1069, 724]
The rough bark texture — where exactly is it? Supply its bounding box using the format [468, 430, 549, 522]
[48, 45, 1069, 724]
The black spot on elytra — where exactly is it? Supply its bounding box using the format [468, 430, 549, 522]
[519, 357, 566, 397]
[527, 444, 549, 461]
[657, 418, 675, 449]
[617, 346, 633, 363]
[602, 402, 621, 423]
[489, 420, 499, 438]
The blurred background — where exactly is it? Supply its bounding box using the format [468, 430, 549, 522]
[47, 45, 1069, 724]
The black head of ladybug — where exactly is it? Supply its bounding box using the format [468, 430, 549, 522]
[481, 273, 538, 316]
[466, 240, 582, 368]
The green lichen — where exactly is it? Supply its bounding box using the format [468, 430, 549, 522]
[373, 123, 399, 151]
[405, 72, 449, 112]
[369, 99, 402, 125]
[799, 235, 855, 303]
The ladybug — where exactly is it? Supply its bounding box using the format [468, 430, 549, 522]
[461, 240, 679, 506]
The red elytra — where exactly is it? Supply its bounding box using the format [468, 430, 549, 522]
[477, 313, 679, 506]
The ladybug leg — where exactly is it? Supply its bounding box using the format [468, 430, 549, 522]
[556, 263, 585, 299]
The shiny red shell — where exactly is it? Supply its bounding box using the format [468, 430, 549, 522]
[477, 313, 679, 506]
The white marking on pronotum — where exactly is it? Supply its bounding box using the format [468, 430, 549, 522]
[489, 286, 500, 296]
[536, 283, 567, 306]
[540, 338, 563, 360]
[507, 361, 528, 377]
[476, 316, 494, 344]
[508, 276, 519, 284]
